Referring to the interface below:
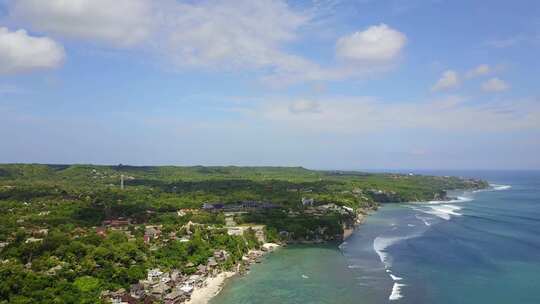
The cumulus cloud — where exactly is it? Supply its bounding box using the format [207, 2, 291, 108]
[465, 64, 491, 78]
[336, 24, 406, 62]
[481, 77, 510, 92]
[432, 70, 459, 91]
[0, 27, 64, 74]
[5, 0, 407, 84]
[10, 0, 153, 47]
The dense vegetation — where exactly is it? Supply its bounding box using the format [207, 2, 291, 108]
[0, 164, 487, 303]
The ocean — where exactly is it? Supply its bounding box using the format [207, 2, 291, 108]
[211, 171, 540, 304]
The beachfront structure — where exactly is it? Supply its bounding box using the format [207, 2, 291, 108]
[164, 290, 186, 304]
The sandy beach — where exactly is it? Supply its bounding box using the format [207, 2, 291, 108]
[185, 271, 236, 304]
[186, 243, 281, 304]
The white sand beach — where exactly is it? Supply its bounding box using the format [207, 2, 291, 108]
[186, 243, 280, 304]
[185, 271, 236, 304]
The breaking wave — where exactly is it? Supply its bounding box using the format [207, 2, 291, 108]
[373, 236, 408, 268]
[491, 184, 512, 191]
[373, 235, 416, 301]
[389, 282, 406, 301]
[423, 204, 463, 220]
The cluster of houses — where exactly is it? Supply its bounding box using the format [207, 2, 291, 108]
[202, 201, 280, 212]
[226, 225, 265, 242]
[103, 250, 231, 304]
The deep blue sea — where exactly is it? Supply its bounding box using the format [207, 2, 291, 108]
[212, 171, 540, 304]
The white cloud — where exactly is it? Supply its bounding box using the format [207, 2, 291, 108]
[432, 70, 459, 91]
[161, 0, 308, 69]
[9, 0, 308, 66]
[481, 77, 510, 92]
[7, 0, 317, 81]
[288, 100, 321, 114]
[237, 95, 540, 134]
[6, 1, 407, 83]
[10, 0, 153, 47]
[0, 27, 64, 74]
[336, 24, 406, 62]
[465, 64, 491, 78]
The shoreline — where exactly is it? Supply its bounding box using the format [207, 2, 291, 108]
[197, 210, 372, 304]
[185, 271, 236, 304]
[180, 187, 484, 304]
[187, 243, 281, 304]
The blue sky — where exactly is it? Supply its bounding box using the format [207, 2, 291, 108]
[0, 0, 539, 170]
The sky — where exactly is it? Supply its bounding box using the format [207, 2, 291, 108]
[0, 0, 539, 170]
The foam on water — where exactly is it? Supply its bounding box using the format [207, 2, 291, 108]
[389, 282, 406, 301]
[419, 204, 462, 220]
[415, 214, 433, 226]
[373, 235, 414, 301]
[373, 236, 408, 267]
[422, 196, 473, 204]
[491, 184, 512, 191]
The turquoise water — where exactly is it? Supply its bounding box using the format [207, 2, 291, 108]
[212, 171, 540, 304]
[211, 245, 366, 304]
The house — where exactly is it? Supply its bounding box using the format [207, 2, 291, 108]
[111, 297, 128, 304]
[45, 264, 63, 276]
[102, 218, 131, 229]
[178, 284, 194, 294]
[170, 270, 182, 282]
[202, 203, 224, 210]
[213, 250, 229, 262]
[177, 208, 197, 216]
[226, 227, 243, 236]
[107, 289, 129, 304]
[96, 227, 107, 237]
[25, 237, 43, 244]
[160, 273, 171, 284]
[144, 226, 161, 244]
[207, 257, 218, 267]
[120, 295, 138, 304]
[164, 290, 185, 304]
[301, 197, 315, 207]
[130, 283, 145, 299]
[151, 282, 170, 297]
[196, 265, 207, 275]
[147, 268, 164, 282]
[186, 274, 203, 286]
